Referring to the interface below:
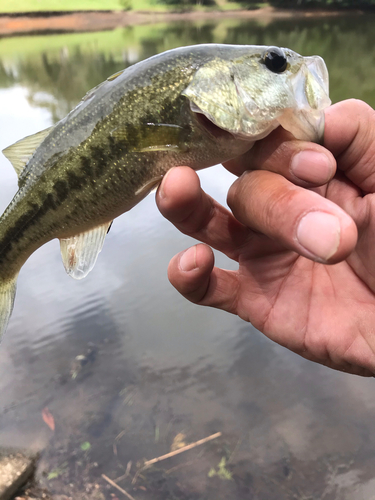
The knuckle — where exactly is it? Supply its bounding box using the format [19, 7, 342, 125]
[227, 171, 255, 217]
[346, 98, 374, 116]
[177, 193, 215, 235]
[251, 131, 301, 175]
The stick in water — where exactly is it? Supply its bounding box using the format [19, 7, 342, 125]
[144, 431, 222, 467]
[102, 474, 137, 500]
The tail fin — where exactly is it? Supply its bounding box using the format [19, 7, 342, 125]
[0, 275, 17, 341]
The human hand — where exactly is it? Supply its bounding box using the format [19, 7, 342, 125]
[156, 99, 375, 377]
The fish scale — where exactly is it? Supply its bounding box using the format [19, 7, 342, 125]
[0, 43, 331, 340]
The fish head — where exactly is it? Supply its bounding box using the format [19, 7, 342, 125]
[183, 45, 331, 144]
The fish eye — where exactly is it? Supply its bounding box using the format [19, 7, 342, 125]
[263, 47, 288, 74]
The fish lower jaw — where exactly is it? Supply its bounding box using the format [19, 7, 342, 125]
[277, 108, 325, 143]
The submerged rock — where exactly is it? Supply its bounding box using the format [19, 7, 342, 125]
[0, 448, 38, 500]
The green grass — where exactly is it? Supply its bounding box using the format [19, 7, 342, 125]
[1, 0, 123, 13]
[0, 0, 251, 14]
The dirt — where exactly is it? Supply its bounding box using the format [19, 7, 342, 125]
[0, 7, 355, 37]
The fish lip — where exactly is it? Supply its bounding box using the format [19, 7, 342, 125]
[277, 55, 331, 143]
[291, 56, 331, 112]
[304, 55, 330, 98]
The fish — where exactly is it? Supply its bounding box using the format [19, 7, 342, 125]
[0, 44, 331, 339]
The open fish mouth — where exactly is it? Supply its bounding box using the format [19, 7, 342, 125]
[193, 107, 238, 141]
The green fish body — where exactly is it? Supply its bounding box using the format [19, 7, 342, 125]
[0, 44, 331, 338]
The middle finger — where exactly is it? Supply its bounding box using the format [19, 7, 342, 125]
[228, 170, 358, 264]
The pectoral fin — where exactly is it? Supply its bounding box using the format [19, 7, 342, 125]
[111, 123, 187, 153]
[60, 222, 112, 280]
[2, 126, 53, 178]
[135, 175, 163, 197]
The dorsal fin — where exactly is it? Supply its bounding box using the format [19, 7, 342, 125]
[2, 126, 53, 177]
[59, 222, 112, 280]
[107, 69, 125, 82]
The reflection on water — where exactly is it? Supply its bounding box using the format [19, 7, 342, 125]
[0, 13, 375, 500]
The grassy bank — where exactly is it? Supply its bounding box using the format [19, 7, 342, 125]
[0, 0, 250, 14]
[0, 18, 246, 66]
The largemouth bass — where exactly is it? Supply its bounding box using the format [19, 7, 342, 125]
[0, 44, 330, 339]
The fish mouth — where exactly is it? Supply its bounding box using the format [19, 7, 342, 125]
[193, 110, 236, 141]
[277, 108, 326, 144]
[189, 99, 238, 140]
[277, 55, 331, 143]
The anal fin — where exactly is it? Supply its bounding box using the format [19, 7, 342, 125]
[0, 274, 18, 342]
[60, 222, 112, 280]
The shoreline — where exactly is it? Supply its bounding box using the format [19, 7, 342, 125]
[0, 6, 366, 37]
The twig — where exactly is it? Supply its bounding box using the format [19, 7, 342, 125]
[165, 459, 195, 475]
[102, 474, 137, 500]
[131, 469, 145, 486]
[115, 429, 127, 442]
[115, 461, 133, 483]
[113, 430, 127, 457]
[144, 432, 222, 467]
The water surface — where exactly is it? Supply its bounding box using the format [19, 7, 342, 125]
[1, 13, 375, 500]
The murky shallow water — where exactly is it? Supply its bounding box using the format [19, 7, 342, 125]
[1, 13, 375, 500]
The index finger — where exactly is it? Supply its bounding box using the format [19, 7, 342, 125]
[323, 99, 375, 193]
[223, 125, 336, 188]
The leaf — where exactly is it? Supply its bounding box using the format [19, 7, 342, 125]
[42, 407, 55, 431]
[171, 432, 187, 451]
[80, 441, 91, 451]
[208, 467, 216, 477]
[47, 461, 68, 480]
[217, 457, 233, 480]
[207, 457, 233, 481]
[47, 470, 61, 480]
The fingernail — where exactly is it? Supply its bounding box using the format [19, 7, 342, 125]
[179, 246, 197, 272]
[296, 212, 341, 261]
[291, 151, 333, 184]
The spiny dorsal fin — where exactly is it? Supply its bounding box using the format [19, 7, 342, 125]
[59, 221, 112, 280]
[2, 126, 53, 177]
[107, 69, 125, 82]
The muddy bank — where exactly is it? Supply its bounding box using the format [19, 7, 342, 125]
[0, 7, 360, 37]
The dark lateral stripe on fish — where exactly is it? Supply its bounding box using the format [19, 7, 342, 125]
[0, 141, 143, 264]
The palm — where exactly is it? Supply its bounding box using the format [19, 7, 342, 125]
[236, 246, 375, 375]
[231, 178, 375, 375]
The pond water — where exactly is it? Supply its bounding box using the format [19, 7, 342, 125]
[1, 13, 375, 500]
